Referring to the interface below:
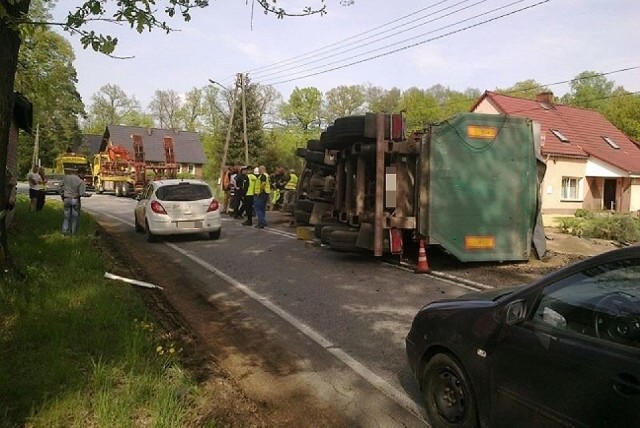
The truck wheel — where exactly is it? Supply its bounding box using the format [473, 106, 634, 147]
[306, 139, 323, 151]
[328, 229, 359, 252]
[114, 183, 121, 197]
[295, 199, 315, 213]
[294, 209, 311, 225]
[305, 150, 325, 165]
[295, 147, 307, 158]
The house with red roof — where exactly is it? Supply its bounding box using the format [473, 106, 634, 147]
[471, 91, 640, 217]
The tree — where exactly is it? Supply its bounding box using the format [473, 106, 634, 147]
[225, 80, 265, 167]
[363, 84, 401, 113]
[324, 85, 365, 123]
[0, 0, 343, 271]
[84, 84, 143, 133]
[496, 79, 549, 99]
[398, 87, 439, 131]
[561, 71, 615, 109]
[179, 87, 204, 132]
[148, 89, 182, 129]
[279, 87, 322, 131]
[603, 89, 640, 141]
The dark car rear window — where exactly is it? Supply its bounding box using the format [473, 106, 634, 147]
[156, 183, 212, 201]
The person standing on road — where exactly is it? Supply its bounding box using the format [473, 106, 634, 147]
[220, 165, 231, 214]
[27, 165, 44, 212]
[242, 167, 258, 226]
[254, 165, 271, 229]
[36, 167, 47, 211]
[282, 169, 298, 209]
[58, 167, 87, 236]
[233, 166, 247, 219]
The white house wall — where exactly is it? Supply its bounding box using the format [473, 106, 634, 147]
[584, 157, 626, 178]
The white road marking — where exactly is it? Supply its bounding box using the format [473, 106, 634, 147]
[166, 242, 429, 424]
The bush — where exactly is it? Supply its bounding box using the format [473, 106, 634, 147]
[574, 208, 593, 218]
[557, 212, 640, 242]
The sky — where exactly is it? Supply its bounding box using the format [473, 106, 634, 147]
[52, 0, 640, 109]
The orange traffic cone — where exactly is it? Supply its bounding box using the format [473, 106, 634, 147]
[415, 239, 430, 273]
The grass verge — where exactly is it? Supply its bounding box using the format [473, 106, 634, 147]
[0, 196, 200, 427]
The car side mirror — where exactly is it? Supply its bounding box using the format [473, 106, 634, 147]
[505, 300, 526, 325]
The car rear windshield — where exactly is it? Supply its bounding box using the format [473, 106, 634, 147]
[156, 184, 212, 201]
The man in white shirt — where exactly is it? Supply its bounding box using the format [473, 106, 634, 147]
[26, 166, 44, 212]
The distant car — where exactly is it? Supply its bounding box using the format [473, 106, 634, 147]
[44, 173, 65, 195]
[133, 179, 221, 242]
[406, 246, 640, 428]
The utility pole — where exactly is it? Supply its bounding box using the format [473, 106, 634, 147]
[209, 77, 239, 193]
[31, 124, 40, 169]
[240, 73, 249, 165]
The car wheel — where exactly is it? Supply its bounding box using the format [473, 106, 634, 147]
[209, 229, 221, 240]
[145, 220, 159, 243]
[134, 214, 144, 233]
[421, 353, 478, 428]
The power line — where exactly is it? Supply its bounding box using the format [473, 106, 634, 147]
[250, 0, 489, 79]
[257, 0, 550, 86]
[247, 0, 454, 75]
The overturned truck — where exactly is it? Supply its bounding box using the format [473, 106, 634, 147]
[294, 112, 546, 262]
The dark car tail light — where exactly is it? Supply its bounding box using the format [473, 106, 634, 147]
[150, 200, 167, 215]
[207, 199, 219, 213]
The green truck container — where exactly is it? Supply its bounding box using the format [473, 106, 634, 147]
[420, 113, 543, 262]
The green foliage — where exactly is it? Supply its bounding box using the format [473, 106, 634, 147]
[557, 211, 640, 242]
[15, 16, 85, 175]
[324, 85, 366, 122]
[83, 83, 144, 133]
[280, 87, 323, 131]
[398, 87, 440, 131]
[1, 197, 196, 425]
[495, 79, 550, 99]
[561, 71, 614, 109]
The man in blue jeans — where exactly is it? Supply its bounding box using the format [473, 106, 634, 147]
[58, 168, 87, 235]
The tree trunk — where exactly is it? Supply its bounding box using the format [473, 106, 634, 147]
[0, 0, 31, 272]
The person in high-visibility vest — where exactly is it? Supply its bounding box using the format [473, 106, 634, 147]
[254, 165, 271, 229]
[282, 169, 298, 209]
[242, 166, 258, 226]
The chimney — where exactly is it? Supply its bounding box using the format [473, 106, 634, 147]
[536, 91, 555, 105]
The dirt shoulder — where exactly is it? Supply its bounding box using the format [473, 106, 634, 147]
[96, 221, 352, 427]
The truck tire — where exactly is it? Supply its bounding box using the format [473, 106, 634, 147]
[295, 199, 315, 213]
[328, 229, 359, 252]
[296, 147, 307, 158]
[306, 139, 323, 151]
[305, 150, 325, 165]
[314, 218, 339, 239]
[294, 209, 311, 225]
[320, 225, 348, 244]
[114, 182, 121, 197]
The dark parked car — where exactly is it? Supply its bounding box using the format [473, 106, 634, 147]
[44, 173, 65, 195]
[406, 246, 640, 428]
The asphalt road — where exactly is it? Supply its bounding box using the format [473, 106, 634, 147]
[31, 188, 484, 426]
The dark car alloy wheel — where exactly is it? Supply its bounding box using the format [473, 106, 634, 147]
[422, 353, 478, 428]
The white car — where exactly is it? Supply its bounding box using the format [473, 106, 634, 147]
[134, 179, 222, 242]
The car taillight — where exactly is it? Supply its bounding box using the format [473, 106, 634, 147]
[207, 200, 219, 212]
[150, 200, 167, 214]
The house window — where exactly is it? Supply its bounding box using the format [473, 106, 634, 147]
[177, 164, 183, 174]
[551, 129, 569, 143]
[561, 177, 582, 201]
[602, 136, 620, 149]
[188, 164, 195, 175]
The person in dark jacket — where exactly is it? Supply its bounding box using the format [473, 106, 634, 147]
[233, 166, 248, 219]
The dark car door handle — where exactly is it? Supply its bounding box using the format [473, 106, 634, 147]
[613, 373, 640, 396]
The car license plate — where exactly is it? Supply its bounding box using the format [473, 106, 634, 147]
[176, 221, 203, 229]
